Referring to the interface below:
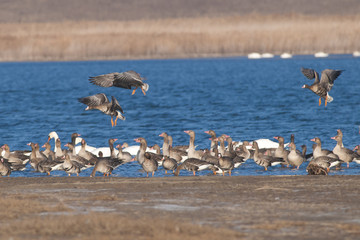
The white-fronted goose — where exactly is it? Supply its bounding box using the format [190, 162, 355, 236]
[141, 152, 158, 177]
[235, 141, 251, 161]
[273, 136, 290, 166]
[175, 158, 212, 176]
[89, 70, 149, 95]
[90, 155, 114, 177]
[184, 130, 203, 159]
[64, 142, 92, 167]
[116, 143, 132, 162]
[310, 137, 339, 159]
[301, 68, 343, 106]
[162, 156, 177, 174]
[148, 144, 164, 165]
[1, 144, 29, 165]
[287, 142, 306, 169]
[54, 138, 67, 160]
[0, 158, 11, 176]
[62, 154, 83, 176]
[218, 154, 234, 176]
[134, 137, 149, 165]
[204, 130, 217, 152]
[159, 132, 183, 162]
[331, 129, 358, 167]
[42, 142, 56, 160]
[252, 141, 285, 171]
[77, 139, 98, 165]
[78, 93, 125, 127]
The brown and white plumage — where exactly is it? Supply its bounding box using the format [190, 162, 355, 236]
[301, 68, 343, 106]
[89, 70, 149, 95]
[78, 93, 125, 127]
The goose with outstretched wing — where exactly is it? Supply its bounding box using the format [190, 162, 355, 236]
[78, 93, 125, 127]
[301, 68, 343, 107]
[89, 70, 149, 95]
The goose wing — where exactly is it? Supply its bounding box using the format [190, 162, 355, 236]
[301, 68, 320, 83]
[320, 69, 343, 92]
[78, 93, 109, 107]
[110, 96, 124, 114]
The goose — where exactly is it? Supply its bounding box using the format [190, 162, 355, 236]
[77, 139, 98, 165]
[301, 67, 343, 106]
[162, 156, 177, 174]
[78, 93, 125, 127]
[1, 144, 29, 165]
[331, 129, 358, 167]
[62, 154, 83, 176]
[287, 142, 306, 169]
[273, 136, 290, 166]
[252, 141, 285, 171]
[175, 158, 213, 176]
[184, 130, 203, 159]
[116, 143, 132, 162]
[0, 158, 11, 176]
[89, 70, 149, 95]
[141, 152, 158, 177]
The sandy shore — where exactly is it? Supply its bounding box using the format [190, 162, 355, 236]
[0, 175, 359, 239]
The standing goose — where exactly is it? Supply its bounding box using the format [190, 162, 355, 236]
[141, 152, 158, 177]
[252, 141, 285, 171]
[0, 158, 11, 176]
[331, 129, 357, 167]
[89, 70, 149, 95]
[134, 137, 148, 165]
[90, 155, 114, 177]
[310, 137, 339, 159]
[77, 139, 98, 165]
[78, 93, 125, 127]
[301, 67, 343, 106]
[273, 136, 290, 166]
[218, 154, 234, 176]
[162, 155, 177, 174]
[184, 130, 203, 159]
[116, 143, 132, 162]
[62, 154, 83, 176]
[287, 142, 306, 169]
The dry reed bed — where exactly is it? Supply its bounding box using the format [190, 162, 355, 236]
[1, 15, 360, 61]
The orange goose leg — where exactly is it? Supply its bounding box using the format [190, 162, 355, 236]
[111, 117, 114, 127]
[325, 95, 328, 107]
[141, 87, 147, 95]
[132, 87, 138, 95]
[193, 171, 196, 176]
[229, 170, 232, 176]
[318, 97, 322, 106]
[114, 116, 119, 127]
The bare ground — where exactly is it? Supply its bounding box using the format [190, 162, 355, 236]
[0, 175, 360, 239]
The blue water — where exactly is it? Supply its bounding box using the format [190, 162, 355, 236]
[1, 54, 360, 177]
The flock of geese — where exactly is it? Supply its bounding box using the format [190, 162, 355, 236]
[0, 128, 359, 177]
[0, 67, 351, 177]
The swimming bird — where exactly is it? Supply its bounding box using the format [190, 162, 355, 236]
[78, 93, 125, 127]
[89, 70, 149, 95]
[301, 67, 343, 107]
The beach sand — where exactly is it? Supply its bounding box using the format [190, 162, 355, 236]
[1, 175, 360, 239]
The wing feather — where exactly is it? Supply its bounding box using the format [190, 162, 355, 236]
[320, 69, 343, 92]
[78, 93, 109, 107]
[301, 68, 320, 83]
[110, 96, 124, 114]
[89, 73, 120, 87]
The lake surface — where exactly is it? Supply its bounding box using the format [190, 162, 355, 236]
[1, 54, 360, 177]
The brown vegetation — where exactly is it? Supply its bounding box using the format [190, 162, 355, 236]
[1, 14, 360, 61]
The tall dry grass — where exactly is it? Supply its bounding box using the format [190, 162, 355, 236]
[0, 14, 360, 61]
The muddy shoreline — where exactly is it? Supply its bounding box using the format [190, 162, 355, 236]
[1, 175, 359, 239]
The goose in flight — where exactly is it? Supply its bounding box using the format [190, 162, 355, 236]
[301, 68, 343, 107]
[78, 93, 125, 127]
[89, 70, 149, 95]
